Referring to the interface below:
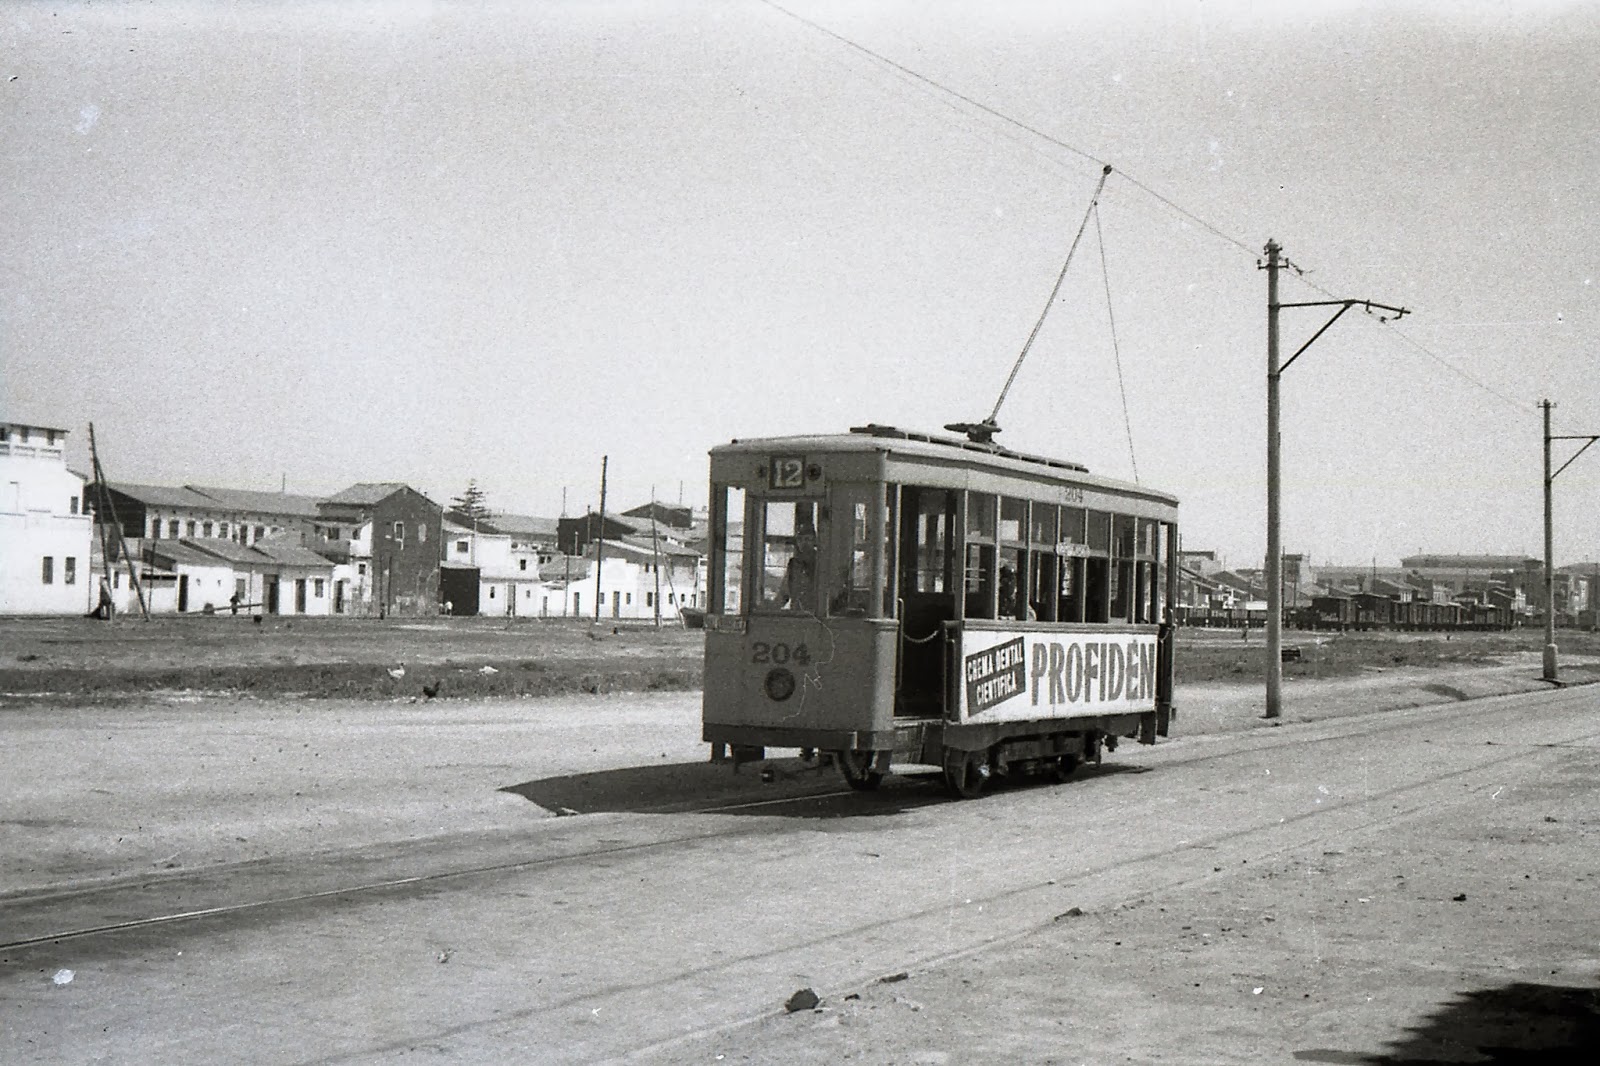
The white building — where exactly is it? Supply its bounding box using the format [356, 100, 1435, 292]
[535, 538, 703, 621]
[0, 420, 94, 614]
[442, 518, 551, 616]
[92, 482, 322, 546]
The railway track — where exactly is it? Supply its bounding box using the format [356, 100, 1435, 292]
[4, 685, 1591, 959]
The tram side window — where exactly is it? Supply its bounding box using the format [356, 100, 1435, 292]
[906, 487, 953, 594]
[963, 493, 996, 619]
[1111, 514, 1137, 622]
[758, 499, 820, 613]
[1155, 522, 1173, 622]
[1136, 518, 1160, 624]
[1029, 503, 1058, 622]
[711, 485, 745, 615]
[1057, 506, 1086, 622]
[1059, 555, 1085, 622]
[1084, 510, 1111, 623]
[824, 486, 879, 617]
[882, 485, 899, 615]
[999, 497, 1031, 621]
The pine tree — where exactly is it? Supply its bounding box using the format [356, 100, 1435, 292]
[448, 480, 493, 526]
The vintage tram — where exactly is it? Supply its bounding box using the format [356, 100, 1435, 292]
[702, 424, 1179, 797]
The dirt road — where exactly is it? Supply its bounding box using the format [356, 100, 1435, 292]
[3, 668, 1597, 1063]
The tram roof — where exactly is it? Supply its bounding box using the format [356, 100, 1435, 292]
[713, 424, 1178, 507]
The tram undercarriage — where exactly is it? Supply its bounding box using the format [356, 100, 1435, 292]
[705, 709, 1164, 799]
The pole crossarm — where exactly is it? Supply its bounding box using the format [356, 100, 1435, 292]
[1274, 299, 1411, 375]
[1550, 435, 1600, 481]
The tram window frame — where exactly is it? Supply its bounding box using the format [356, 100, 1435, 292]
[962, 492, 997, 619]
[881, 485, 899, 616]
[754, 498, 821, 614]
[1159, 521, 1176, 623]
[709, 484, 746, 615]
[1083, 510, 1112, 623]
[905, 487, 954, 595]
[823, 483, 885, 618]
[998, 496, 1028, 621]
[1110, 513, 1135, 623]
[1135, 518, 1160, 624]
[1061, 506, 1087, 548]
[1029, 503, 1058, 622]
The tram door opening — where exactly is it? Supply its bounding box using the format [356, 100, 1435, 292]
[896, 486, 956, 717]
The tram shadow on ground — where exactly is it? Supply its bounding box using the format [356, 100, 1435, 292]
[499, 758, 1145, 819]
[1293, 980, 1599, 1064]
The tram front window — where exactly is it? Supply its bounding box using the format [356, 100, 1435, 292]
[823, 487, 878, 617]
[758, 499, 820, 613]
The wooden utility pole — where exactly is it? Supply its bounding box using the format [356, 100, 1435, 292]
[651, 492, 663, 629]
[87, 422, 148, 620]
[1544, 399, 1556, 681]
[1265, 241, 1283, 717]
[593, 456, 608, 622]
[1542, 399, 1600, 682]
[1261, 241, 1407, 719]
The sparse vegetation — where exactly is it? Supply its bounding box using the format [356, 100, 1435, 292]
[2, 617, 1596, 705]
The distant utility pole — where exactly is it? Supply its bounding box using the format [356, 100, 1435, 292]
[87, 422, 149, 620]
[1262, 240, 1407, 718]
[593, 456, 608, 623]
[1541, 399, 1599, 682]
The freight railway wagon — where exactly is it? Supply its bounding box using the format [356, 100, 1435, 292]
[701, 425, 1180, 798]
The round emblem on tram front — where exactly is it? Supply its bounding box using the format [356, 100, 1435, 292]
[763, 667, 796, 702]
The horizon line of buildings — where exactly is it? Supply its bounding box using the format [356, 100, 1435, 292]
[1, 419, 705, 620]
[5, 417, 1595, 627]
[1179, 549, 1598, 629]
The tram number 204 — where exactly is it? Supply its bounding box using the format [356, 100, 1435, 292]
[751, 641, 811, 666]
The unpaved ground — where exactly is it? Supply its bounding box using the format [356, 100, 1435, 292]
[4, 616, 1596, 701]
[696, 744, 1600, 1066]
[4, 678, 1597, 1064]
[0, 616, 703, 700]
[4, 649, 1598, 898]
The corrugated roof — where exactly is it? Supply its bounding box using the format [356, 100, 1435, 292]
[491, 513, 559, 536]
[148, 540, 235, 568]
[181, 539, 262, 565]
[185, 485, 324, 518]
[251, 542, 337, 568]
[540, 556, 590, 581]
[106, 482, 219, 508]
[322, 482, 410, 506]
[613, 536, 701, 560]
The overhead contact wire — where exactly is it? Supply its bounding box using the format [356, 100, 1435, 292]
[758, 0, 1259, 261]
[1093, 204, 1140, 483]
[760, 0, 1537, 423]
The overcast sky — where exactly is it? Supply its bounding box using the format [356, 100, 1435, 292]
[5, 0, 1598, 567]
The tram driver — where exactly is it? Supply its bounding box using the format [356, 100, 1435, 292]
[780, 524, 818, 611]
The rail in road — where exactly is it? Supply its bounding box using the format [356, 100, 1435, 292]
[4, 685, 1591, 955]
[3, 685, 1597, 1063]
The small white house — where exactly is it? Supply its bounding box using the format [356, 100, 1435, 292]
[0, 420, 94, 615]
[535, 538, 703, 621]
[443, 519, 545, 616]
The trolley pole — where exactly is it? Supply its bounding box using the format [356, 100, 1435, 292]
[1542, 398, 1600, 683]
[1265, 241, 1283, 718]
[1260, 240, 1407, 720]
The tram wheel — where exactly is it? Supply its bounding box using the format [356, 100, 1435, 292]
[943, 748, 990, 799]
[1053, 753, 1080, 783]
[837, 750, 883, 791]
